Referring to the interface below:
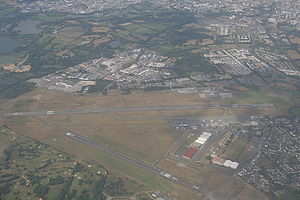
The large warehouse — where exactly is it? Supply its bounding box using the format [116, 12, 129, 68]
[193, 132, 212, 147]
[183, 147, 198, 159]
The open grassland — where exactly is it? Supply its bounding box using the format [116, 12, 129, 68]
[0, 116, 200, 199]
[32, 13, 73, 22]
[256, 154, 273, 167]
[157, 158, 206, 185]
[226, 85, 297, 109]
[116, 108, 224, 119]
[202, 166, 230, 190]
[0, 130, 13, 157]
[212, 177, 270, 200]
[0, 88, 220, 112]
[38, 113, 175, 163]
[10, 121, 201, 199]
[122, 23, 156, 35]
[221, 134, 255, 164]
[0, 118, 172, 190]
[0, 5, 15, 17]
[291, 107, 300, 117]
[287, 50, 300, 60]
[0, 87, 292, 199]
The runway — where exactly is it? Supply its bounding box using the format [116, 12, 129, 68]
[3, 103, 274, 118]
[66, 132, 200, 191]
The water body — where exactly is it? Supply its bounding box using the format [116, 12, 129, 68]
[0, 37, 20, 54]
[14, 20, 41, 34]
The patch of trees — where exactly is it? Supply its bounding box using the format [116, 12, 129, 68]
[77, 189, 90, 200]
[105, 177, 133, 196]
[91, 176, 107, 200]
[33, 184, 49, 198]
[0, 183, 12, 197]
[66, 189, 77, 200]
[49, 175, 65, 185]
[55, 177, 74, 200]
[73, 162, 86, 173]
[175, 53, 218, 75]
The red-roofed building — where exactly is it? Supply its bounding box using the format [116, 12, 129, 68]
[211, 156, 226, 165]
[183, 148, 198, 159]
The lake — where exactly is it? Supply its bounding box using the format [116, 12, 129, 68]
[14, 20, 41, 34]
[0, 37, 21, 54]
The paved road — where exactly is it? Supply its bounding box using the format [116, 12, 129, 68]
[3, 103, 274, 118]
[66, 132, 201, 192]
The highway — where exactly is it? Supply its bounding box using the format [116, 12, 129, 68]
[65, 132, 201, 192]
[3, 103, 274, 118]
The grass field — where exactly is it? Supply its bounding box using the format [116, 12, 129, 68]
[32, 13, 71, 22]
[221, 134, 254, 163]
[256, 154, 273, 167]
[0, 88, 222, 112]
[157, 158, 206, 185]
[202, 166, 230, 190]
[287, 50, 300, 60]
[225, 86, 295, 109]
[0, 126, 112, 200]
[122, 23, 157, 35]
[0, 6, 15, 17]
[0, 115, 200, 199]
[43, 113, 175, 163]
[0, 118, 173, 191]
[0, 86, 291, 200]
[212, 177, 270, 200]
[291, 107, 300, 117]
[0, 54, 24, 64]
[0, 88, 232, 199]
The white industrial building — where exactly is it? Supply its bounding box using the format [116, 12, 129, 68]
[223, 160, 239, 169]
[194, 132, 212, 147]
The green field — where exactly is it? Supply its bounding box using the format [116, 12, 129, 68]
[221, 134, 254, 163]
[256, 154, 273, 167]
[0, 54, 24, 64]
[0, 5, 16, 17]
[0, 126, 151, 200]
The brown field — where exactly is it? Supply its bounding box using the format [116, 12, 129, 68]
[208, 44, 250, 51]
[287, 50, 300, 60]
[226, 107, 254, 116]
[55, 50, 69, 57]
[259, 106, 289, 116]
[202, 166, 230, 190]
[200, 39, 214, 45]
[65, 20, 81, 25]
[230, 85, 250, 91]
[276, 82, 297, 90]
[160, 108, 224, 117]
[41, 114, 174, 163]
[92, 36, 112, 46]
[81, 35, 102, 40]
[0, 88, 279, 200]
[115, 110, 163, 119]
[116, 108, 224, 119]
[0, 0, 17, 5]
[212, 177, 269, 200]
[184, 40, 198, 46]
[0, 132, 12, 157]
[0, 115, 202, 199]
[289, 35, 300, 45]
[0, 88, 220, 113]
[157, 158, 206, 185]
[91, 26, 110, 33]
[1, 89, 206, 163]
